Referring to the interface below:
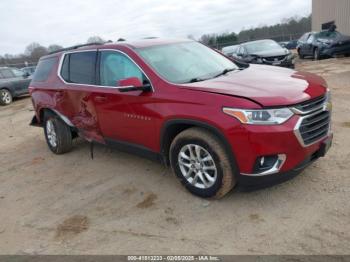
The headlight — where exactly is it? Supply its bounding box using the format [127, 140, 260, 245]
[223, 107, 294, 125]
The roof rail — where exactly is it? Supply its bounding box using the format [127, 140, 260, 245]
[49, 42, 105, 55]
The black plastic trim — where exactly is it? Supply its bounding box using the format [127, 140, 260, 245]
[105, 138, 162, 163]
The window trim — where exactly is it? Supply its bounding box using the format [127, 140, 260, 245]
[57, 49, 154, 92]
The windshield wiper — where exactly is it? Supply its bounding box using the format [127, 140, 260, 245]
[213, 68, 237, 78]
[186, 77, 208, 83]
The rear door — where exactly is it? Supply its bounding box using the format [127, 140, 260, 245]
[92, 50, 156, 150]
[58, 50, 104, 143]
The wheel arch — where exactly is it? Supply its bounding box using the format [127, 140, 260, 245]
[38, 107, 74, 128]
[0, 87, 14, 96]
[160, 118, 240, 176]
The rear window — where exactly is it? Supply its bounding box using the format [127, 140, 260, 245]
[32, 57, 57, 82]
[60, 51, 96, 85]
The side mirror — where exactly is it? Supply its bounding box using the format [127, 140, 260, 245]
[117, 77, 151, 92]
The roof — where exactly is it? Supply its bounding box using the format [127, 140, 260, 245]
[48, 38, 193, 57]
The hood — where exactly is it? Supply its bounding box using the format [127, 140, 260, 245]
[180, 65, 326, 107]
[250, 48, 289, 57]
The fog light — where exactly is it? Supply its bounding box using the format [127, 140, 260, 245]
[253, 155, 279, 173]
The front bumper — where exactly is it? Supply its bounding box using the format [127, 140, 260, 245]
[260, 57, 295, 68]
[225, 111, 332, 188]
[237, 134, 332, 190]
[320, 43, 350, 57]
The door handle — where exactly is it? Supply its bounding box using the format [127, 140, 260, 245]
[94, 95, 107, 102]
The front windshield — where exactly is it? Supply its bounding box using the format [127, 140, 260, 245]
[137, 41, 238, 84]
[244, 40, 283, 53]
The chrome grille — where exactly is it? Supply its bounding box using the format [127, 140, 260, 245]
[294, 95, 326, 114]
[298, 110, 330, 146]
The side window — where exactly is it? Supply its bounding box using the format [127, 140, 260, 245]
[33, 57, 57, 82]
[0, 69, 14, 78]
[307, 34, 314, 44]
[99, 51, 145, 87]
[60, 51, 97, 85]
[238, 46, 246, 56]
[300, 33, 307, 42]
[12, 68, 24, 77]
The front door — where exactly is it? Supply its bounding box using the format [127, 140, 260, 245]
[93, 50, 157, 151]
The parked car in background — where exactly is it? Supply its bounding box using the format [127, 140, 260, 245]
[29, 39, 332, 199]
[286, 40, 298, 50]
[21, 66, 36, 76]
[222, 45, 239, 57]
[279, 41, 288, 48]
[230, 39, 295, 68]
[0, 67, 31, 105]
[297, 30, 350, 60]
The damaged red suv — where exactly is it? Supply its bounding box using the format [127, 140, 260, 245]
[29, 39, 332, 198]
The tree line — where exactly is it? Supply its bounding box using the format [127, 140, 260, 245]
[0, 36, 108, 68]
[199, 15, 311, 48]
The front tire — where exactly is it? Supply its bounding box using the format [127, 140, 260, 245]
[44, 113, 73, 154]
[297, 49, 304, 59]
[0, 89, 13, 105]
[314, 48, 320, 60]
[170, 127, 236, 199]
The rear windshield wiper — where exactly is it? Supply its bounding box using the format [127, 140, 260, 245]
[213, 68, 237, 78]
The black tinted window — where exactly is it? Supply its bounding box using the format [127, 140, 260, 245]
[32, 57, 57, 82]
[61, 51, 96, 84]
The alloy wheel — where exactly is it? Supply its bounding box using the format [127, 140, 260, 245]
[46, 119, 57, 147]
[178, 144, 217, 189]
[1, 90, 12, 104]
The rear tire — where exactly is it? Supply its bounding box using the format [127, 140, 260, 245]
[44, 112, 73, 154]
[170, 127, 236, 199]
[0, 89, 13, 105]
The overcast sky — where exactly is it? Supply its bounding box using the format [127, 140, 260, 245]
[0, 0, 311, 55]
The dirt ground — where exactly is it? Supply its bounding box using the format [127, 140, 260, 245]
[0, 57, 350, 255]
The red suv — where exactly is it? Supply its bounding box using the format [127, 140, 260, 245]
[29, 39, 332, 198]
